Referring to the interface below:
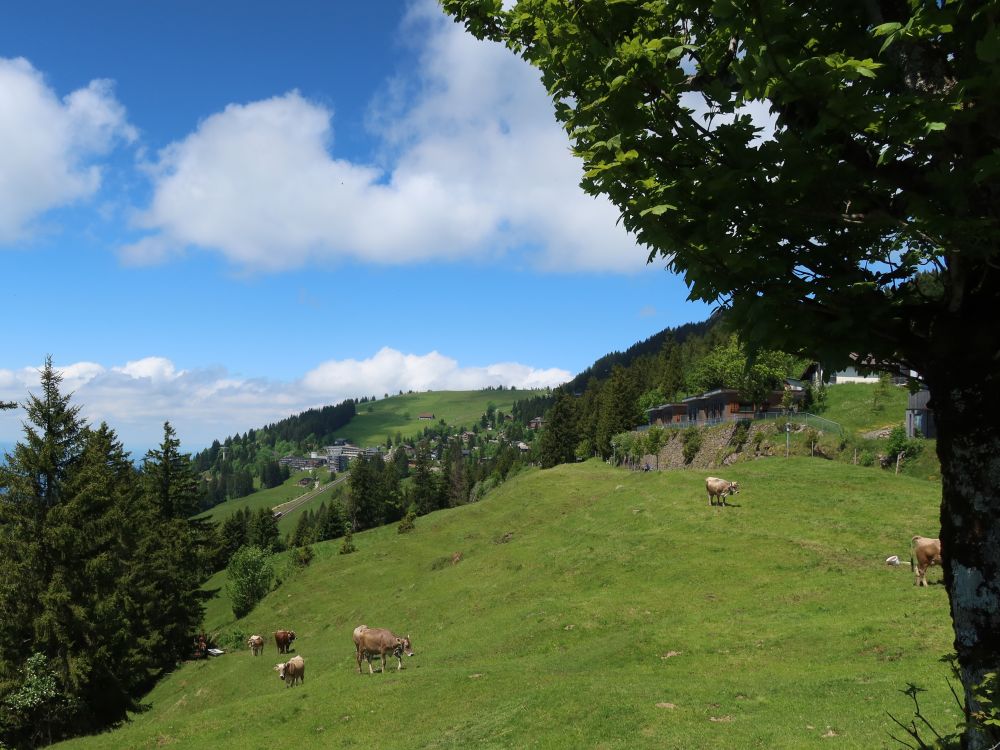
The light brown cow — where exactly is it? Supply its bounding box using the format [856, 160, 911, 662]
[705, 476, 740, 506]
[247, 634, 264, 656]
[911, 535, 943, 587]
[274, 655, 304, 687]
[353, 626, 414, 674]
[274, 629, 296, 654]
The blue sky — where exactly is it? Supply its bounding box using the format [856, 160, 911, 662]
[0, 0, 711, 454]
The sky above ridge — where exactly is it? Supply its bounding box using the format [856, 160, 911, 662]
[0, 0, 712, 454]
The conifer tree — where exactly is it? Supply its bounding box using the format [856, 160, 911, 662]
[538, 390, 578, 469]
[0, 358, 85, 683]
[410, 444, 439, 516]
[143, 422, 201, 520]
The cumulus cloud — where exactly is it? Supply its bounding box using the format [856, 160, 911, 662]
[0, 57, 135, 243]
[0, 350, 569, 452]
[125, 0, 648, 272]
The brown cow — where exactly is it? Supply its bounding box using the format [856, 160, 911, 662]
[247, 634, 264, 656]
[705, 476, 740, 506]
[353, 626, 414, 674]
[274, 655, 304, 687]
[274, 629, 296, 654]
[911, 535, 943, 587]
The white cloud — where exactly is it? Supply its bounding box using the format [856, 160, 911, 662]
[0, 58, 134, 243]
[125, 0, 648, 273]
[0, 350, 569, 452]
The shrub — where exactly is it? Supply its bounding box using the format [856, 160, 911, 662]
[729, 421, 751, 452]
[339, 528, 357, 555]
[398, 509, 417, 534]
[226, 546, 274, 619]
[682, 427, 702, 465]
[859, 449, 876, 467]
[885, 424, 923, 463]
[292, 545, 314, 568]
[218, 628, 248, 652]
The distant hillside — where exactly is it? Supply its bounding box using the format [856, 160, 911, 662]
[57, 458, 951, 749]
[337, 389, 543, 447]
[565, 316, 717, 393]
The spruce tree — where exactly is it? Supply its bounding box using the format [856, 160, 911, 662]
[538, 390, 578, 469]
[143, 422, 201, 520]
[0, 358, 85, 688]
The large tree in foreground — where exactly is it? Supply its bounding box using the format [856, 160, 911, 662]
[444, 1, 1000, 745]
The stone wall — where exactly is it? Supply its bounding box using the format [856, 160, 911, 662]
[641, 420, 780, 470]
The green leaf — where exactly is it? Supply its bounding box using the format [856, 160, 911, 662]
[871, 22, 902, 37]
[640, 204, 677, 217]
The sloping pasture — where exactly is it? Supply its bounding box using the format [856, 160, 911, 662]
[57, 458, 953, 749]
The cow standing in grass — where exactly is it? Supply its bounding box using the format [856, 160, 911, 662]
[911, 536, 943, 587]
[274, 629, 296, 654]
[354, 626, 414, 674]
[705, 477, 740, 506]
[247, 634, 264, 656]
[275, 655, 305, 687]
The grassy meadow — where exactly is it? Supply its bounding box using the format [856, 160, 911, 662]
[821, 382, 911, 436]
[337, 389, 546, 446]
[58, 457, 954, 750]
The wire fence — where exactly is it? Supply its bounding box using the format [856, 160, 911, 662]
[635, 411, 844, 436]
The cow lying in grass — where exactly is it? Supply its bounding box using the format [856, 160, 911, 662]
[247, 634, 264, 656]
[353, 625, 414, 674]
[911, 535, 943, 587]
[705, 477, 740, 506]
[275, 655, 305, 687]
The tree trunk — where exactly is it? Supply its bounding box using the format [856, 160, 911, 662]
[928, 371, 1000, 750]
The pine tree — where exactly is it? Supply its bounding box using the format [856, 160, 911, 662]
[538, 390, 578, 469]
[143, 422, 201, 520]
[248, 507, 280, 552]
[0, 358, 85, 689]
[411, 444, 439, 516]
[347, 455, 383, 531]
[595, 366, 642, 458]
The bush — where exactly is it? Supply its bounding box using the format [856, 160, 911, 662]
[729, 421, 750, 452]
[398, 509, 417, 534]
[885, 424, 923, 463]
[218, 628, 248, 652]
[859, 449, 876, 467]
[225, 546, 274, 619]
[339, 528, 357, 555]
[682, 427, 702, 464]
[292, 545, 314, 568]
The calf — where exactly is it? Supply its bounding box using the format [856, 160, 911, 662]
[274, 629, 296, 654]
[705, 476, 740, 506]
[911, 535, 943, 587]
[274, 655, 305, 687]
[247, 634, 264, 656]
[353, 626, 414, 674]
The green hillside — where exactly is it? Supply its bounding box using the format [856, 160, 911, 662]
[821, 382, 912, 436]
[58, 458, 953, 750]
[337, 389, 546, 447]
[196, 471, 345, 536]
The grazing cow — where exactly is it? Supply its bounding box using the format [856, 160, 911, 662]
[274, 629, 296, 654]
[353, 626, 414, 674]
[247, 634, 264, 656]
[705, 477, 740, 506]
[911, 536, 943, 587]
[274, 655, 305, 687]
